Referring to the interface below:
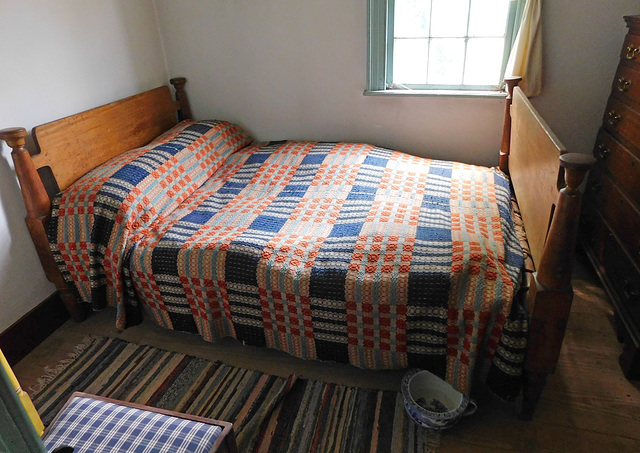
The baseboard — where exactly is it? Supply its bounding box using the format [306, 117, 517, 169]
[0, 292, 70, 366]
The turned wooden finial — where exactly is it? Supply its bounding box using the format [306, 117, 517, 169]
[169, 77, 193, 121]
[504, 76, 523, 96]
[559, 153, 597, 193]
[499, 76, 523, 174]
[0, 127, 28, 148]
[0, 127, 51, 220]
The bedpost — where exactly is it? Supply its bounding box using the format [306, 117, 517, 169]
[1, 128, 50, 219]
[520, 153, 596, 419]
[499, 76, 523, 174]
[0, 127, 87, 322]
[169, 77, 193, 121]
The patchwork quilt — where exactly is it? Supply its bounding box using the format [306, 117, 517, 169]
[49, 120, 526, 399]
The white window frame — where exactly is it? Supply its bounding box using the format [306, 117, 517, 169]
[367, 0, 524, 94]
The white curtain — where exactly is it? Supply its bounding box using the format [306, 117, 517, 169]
[505, 0, 543, 97]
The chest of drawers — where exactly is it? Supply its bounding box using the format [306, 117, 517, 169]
[581, 15, 640, 379]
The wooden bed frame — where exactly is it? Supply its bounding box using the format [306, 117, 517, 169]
[0, 77, 594, 419]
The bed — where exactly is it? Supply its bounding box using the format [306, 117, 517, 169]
[0, 77, 594, 419]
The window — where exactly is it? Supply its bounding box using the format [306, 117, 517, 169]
[368, 0, 524, 92]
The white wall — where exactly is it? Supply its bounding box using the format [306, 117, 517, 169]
[153, 0, 639, 163]
[532, 1, 639, 156]
[0, 0, 167, 331]
[153, 0, 506, 166]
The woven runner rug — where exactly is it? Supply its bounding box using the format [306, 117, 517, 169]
[30, 337, 439, 452]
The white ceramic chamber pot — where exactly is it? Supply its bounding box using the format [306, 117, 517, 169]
[401, 369, 478, 430]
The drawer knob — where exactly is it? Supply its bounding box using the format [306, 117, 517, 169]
[596, 143, 611, 159]
[617, 77, 632, 92]
[625, 45, 640, 60]
[607, 110, 622, 126]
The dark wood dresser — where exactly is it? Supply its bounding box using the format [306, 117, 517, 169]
[581, 15, 640, 380]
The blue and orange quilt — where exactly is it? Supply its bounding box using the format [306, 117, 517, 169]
[49, 120, 526, 399]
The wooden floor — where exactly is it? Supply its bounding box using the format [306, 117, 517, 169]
[13, 252, 640, 452]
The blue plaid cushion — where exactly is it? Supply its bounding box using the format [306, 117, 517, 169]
[42, 396, 223, 453]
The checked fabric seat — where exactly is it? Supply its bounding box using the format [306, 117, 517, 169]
[42, 393, 237, 453]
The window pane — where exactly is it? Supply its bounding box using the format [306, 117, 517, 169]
[393, 38, 429, 84]
[468, 0, 510, 37]
[381, 0, 516, 89]
[430, 0, 470, 38]
[394, 0, 431, 38]
[428, 38, 465, 84]
[463, 38, 505, 85]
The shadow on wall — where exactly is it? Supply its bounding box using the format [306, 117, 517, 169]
[113, 0, 169, 96]
[0, 0, 168, 332]
[0, 139, 53, 325]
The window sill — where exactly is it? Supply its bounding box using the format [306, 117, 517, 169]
[363, 89, 507, 99]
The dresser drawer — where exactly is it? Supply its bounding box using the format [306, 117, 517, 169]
[580, 202, 607, 262]
[587, 168, 640, 267]
[602, 97, 640, 146]
[594, 129, 640, 205]
[601, 221, 640, 330]
[620, 32, 640, 70]
[612, 64, 640, 106]
[582, 207, 640, 329]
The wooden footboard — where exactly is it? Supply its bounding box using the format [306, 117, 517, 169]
[501, 80, 596, 418]
[0, 79, 192, 321]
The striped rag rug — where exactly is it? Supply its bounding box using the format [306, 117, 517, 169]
[30, 337, 439, 452]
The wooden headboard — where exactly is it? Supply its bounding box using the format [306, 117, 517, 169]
[32, 86, 178, 192]
[0, 78, 192, 322]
